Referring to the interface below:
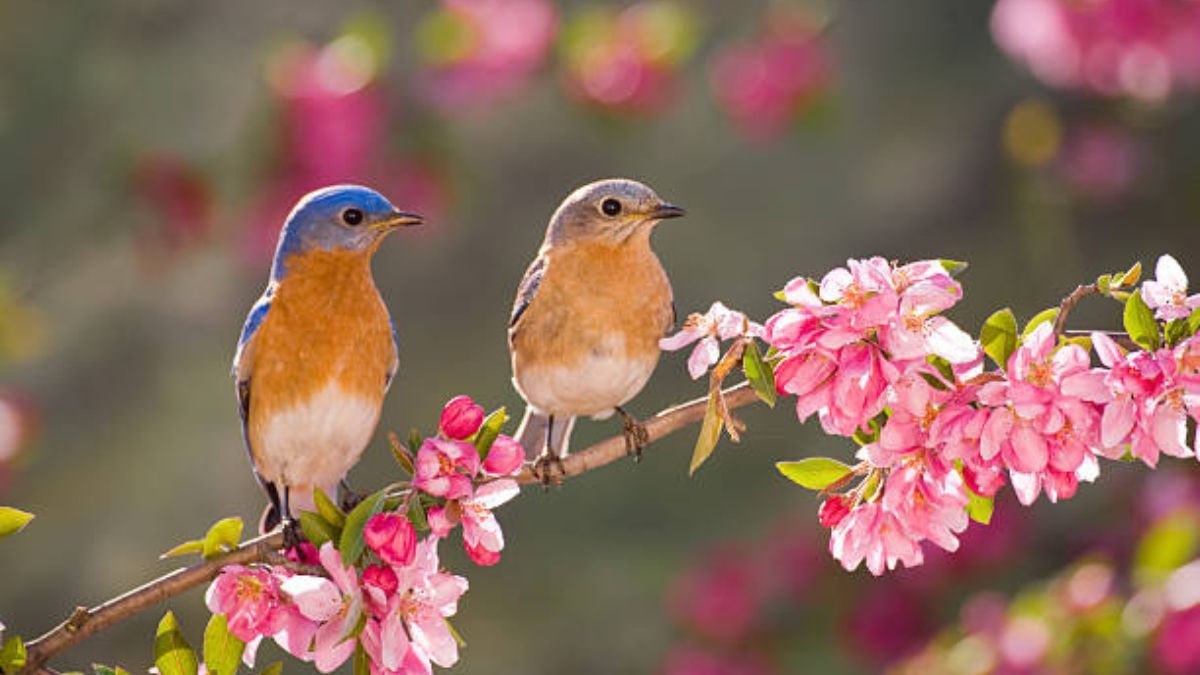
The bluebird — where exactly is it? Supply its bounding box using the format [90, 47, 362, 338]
[233, 185, 422, 535]
[509, 178, 685, 478]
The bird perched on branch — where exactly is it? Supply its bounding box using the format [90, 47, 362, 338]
[233, 185, 422, 536]
[509, 178, 685, 480]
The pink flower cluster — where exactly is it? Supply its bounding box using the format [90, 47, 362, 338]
[991, 0, 1200, 102]
[754, 256, 1200, 575]
[710, 13, 831, 141]
[208, 395, 524, 672]
[415, 0, 558, 110]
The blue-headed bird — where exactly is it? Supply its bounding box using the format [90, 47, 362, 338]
[509, 178, 685, 480]
[233, 185, 422, 534]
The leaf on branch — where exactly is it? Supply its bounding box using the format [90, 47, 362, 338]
[1188, 307, 1200, 338]
[0, 635, 25, 673]
[775, 457, 854, 490]
[202, 518, 244, 560]
[352, 643, 369, 675]
[965, 488, 994, 525]
[314, 488, 346, 529]
[979, 308, 1018, 369]
[474, 407, 509, 458]
[407, 494, 429, 532]
[203, 614, 245, 675]
[154, 611, 199, 675]
[741, 341, 776, 407]
[1118, 260, 1142, 288]
[260, 662, 283, 675]
[938, 259, 969, 277]
[0, 506, 33, 539]
[1123, 289, 1161, 351]
[299, 511, 338, 548]
[92, 664, 131, 675]
[160, 540, 205, 560]
[1022, 308, 1059, 338]
[688, 394, 724, 476]
[339, 490, 387, 565]
[388, 432, 415, 475]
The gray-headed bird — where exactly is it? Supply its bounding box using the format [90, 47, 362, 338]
[508, 178, 685, 478]
[233, 185, 422, 535]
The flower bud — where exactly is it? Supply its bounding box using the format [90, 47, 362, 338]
[363, 512, 417, 567]
[439, 395, 485, 440]
[818, 495, 851, 528]
[482, 435, 525, 476]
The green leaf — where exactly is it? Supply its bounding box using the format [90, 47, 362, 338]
[407, 495, 429, 532]
[1165, 318, 1189, 347]
[741, 341, 776, 407]
[1188, 307, 1200, 338]
[202, 518, 244, 559]
[1096, 273, 1112, 294]
[925, 355, 956, 384]
[979, 308, 1018, 369]
[688, 394, 723, 476]
[775, 457, 854, 490]
[0, 635, 25, 673]
[1123, 289, 1161, 351]
[1119, 260, 1142, 288]
[352, 643, 369, 675]
[1134, 509, 1199, 584]
[772, 289, 787, 302]
[474, 407, 509, 458]
[159, 540, 205, 560]
[0, 507, 34, 539]
[939, 259, 969, 277]
[445, 618, 467, 648]
[390, 441, 415, 475]
[299, 511, 338, 548]
[313, 488, 346, 529]
[154, 611, 199, 675]
[406, 429, 423, 454]
[918, 372, 949, 392]
[259, 662, 283, 675]
[92, 665, 131, 675]
[966, 491, 994, 525]
[1022, 308, 1059, 338]
[203, 614, 245, 675]
[859, 471, 882, 502]
[338, 490, 387, 565]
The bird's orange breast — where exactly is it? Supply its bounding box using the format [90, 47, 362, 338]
[246, 248, 397, 439]
[512, 235, 673, 369]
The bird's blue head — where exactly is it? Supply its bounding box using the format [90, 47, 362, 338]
[271, 185, 423, 280]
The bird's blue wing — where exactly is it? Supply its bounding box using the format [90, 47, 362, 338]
[384, 313, 399, 392]
[509, 255, 546, 339]
[233, 286, 282, 527]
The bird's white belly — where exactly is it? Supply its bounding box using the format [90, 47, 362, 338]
[256, 383, 381, 509]
[517, 351, 657, 418]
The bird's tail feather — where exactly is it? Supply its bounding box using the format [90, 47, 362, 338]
[516, 408, 576, 458]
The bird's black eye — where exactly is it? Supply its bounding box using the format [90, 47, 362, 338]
[341, 208, 364, 226]
[601, 198, 622, 217]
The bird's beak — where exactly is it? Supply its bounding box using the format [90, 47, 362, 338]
[375, 211, 425, 230]
[649, 203, 686, 220]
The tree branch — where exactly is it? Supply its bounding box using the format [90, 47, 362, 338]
[20, 532, 285, 674]
[1052, 283, 1100, 338]
[515, 381, 760, 483]
[18, 381, 762, 673]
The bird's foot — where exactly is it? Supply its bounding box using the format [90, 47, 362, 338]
[281, 517, 304, 551]
[617, 407, 650, 462]
[531, 452, 565, 489]
[339, 480, 364, 513]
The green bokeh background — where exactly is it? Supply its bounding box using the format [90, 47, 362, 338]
[2, 1, 1199, 673]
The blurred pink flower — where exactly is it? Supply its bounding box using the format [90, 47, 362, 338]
[1056, 123, 1144, 200]
[660, 644, 777, 675]
[1155, 605, 1200, 675]
[439, 395, 485, 440]
[841, 584, 932, 666]
[132, 154, 214, 261]
[711, 14, 831, 140]
[416, 0, 558, 110]
[364, 512, 418, 567]
[991, 0, 1200, 101]
[413, 438, 480, 499]
[667, 547, 761, 643]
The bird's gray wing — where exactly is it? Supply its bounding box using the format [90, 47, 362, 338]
[508, 254, 546, 341]
[232, 288, 280, 511]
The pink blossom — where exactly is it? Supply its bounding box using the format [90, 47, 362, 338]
[376, 538, 469, 668]
[661, 644, 777, 675]
[1155, 605, 1200, 675]
[362, 564, 398, 617]
[882, 465, 970, 554]
[205, 565, 287, 644]
[412, 438, 480, 499]
[361, 617, 432, 675]
[430, 479, 521, 566]
[364, 512, 417, 567]
[818, 495, 851, 528]
[279, 543, 362, 673]
[660, 302, 764, 379]
[829, 500, 922, 576]
[438, 395, 484, 440]
[1143, 255, 1200, 321]
[481, 434, 525, 476]
[667, 548, 761, 643]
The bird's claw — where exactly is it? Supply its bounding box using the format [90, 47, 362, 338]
[531, 453, 565, 489]
[281, 517, 304, 551]
[618, 408, 650, 462]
